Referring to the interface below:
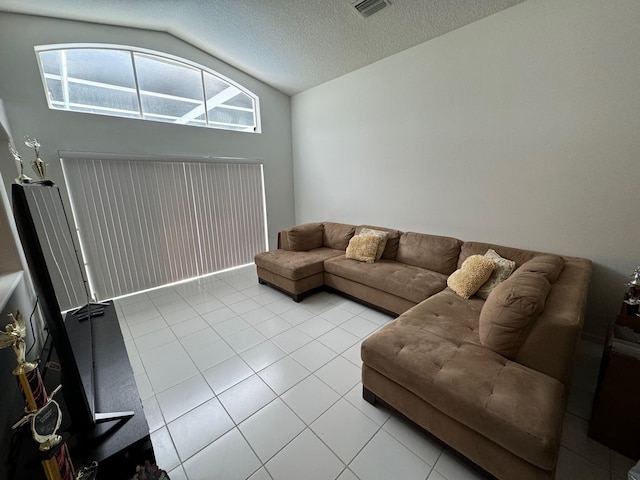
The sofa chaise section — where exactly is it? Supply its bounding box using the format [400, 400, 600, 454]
[254, 222, 353, 301]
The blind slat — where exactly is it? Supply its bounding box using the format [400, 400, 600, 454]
[61, 156, 266, 300]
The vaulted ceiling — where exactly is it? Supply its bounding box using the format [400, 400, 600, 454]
[0, 0, 527, 95]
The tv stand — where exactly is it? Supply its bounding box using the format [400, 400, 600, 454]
[47, 302, 152, 478]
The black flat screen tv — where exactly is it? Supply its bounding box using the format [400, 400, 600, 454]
[11, 183, 96, 432]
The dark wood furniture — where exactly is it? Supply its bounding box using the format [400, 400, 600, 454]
[589, 301, 640, 459]
[13, 301, 153, 479]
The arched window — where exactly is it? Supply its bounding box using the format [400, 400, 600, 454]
[35, 44, 261, 133]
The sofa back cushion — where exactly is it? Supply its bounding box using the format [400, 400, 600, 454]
[396, 232, 462, 275]
[285, 222, 324, 251]
[356, 225, 402, 259]
[515, 254, 565, 284]
[323, 222, 355, 250]
[479, 271, 551, 359]
[458, 241, 541, 269]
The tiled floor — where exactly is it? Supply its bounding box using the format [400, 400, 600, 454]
[114, 265, 636, 480]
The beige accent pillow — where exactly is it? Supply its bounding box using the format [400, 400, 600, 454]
[447, 255, 495, 299]
[476, 249, 516, 300]
[479, 272, 551, 358]
[346, 234, 380, 263]
[360, 228, 389, 261]
[287, 223, 323, 251]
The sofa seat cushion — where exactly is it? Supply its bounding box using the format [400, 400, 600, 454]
[324, 256, 447, 304]
[254, 248, 343, 281]
[361, 290, 564, 470]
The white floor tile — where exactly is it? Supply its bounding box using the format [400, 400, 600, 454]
[265, 298, 298, 315]
[241, 307, 276, 326]
[319, 306, 356, 325]
[561, 413, 610, 470]
[281, 375, 340, 425]
[239, 398, 305, 463]
[383, 415, 442, 466]
[156, 374, 214, 423]
[344, 384, 391, 426]
[167, 465, 188, 480]
[182, 427, 261, 480]
[140, 340, 199, 393]
[358, 308, 394, 325]
[340, 316, 380, 338]
[247, 467, 273, 480]
[151, 426, 181, 473]
[350, 428, 431, 480]
[168, 398, 234, 461]
[218, 374, 277, 423]
[135, 372, 155, 400]
[271, 327, 314, 353]
[214, 316, 252, 338]
[317, 327, 360, 353]
[202, 355, 254, 394]
[201, 306, 238, 326]
[556, 446, 610, 480]
[258, 356, 310, 395]
[230, 298, 261, 315]
[310, 398, 379, 463]
[162, 306, 199, 326]
[134, 327, 177, 354]
[170, 316, 209, 338]
[433, 451, 487, 480]
[290, 340, 338, 372]
[297, 316, 336, 338]
[218, 291, 248, 306]
[129, 316, 169, 338]
[341, 342, 363, 366]
[187, 338, 237, 371]
[427, 470, 447, 480]
[192, 298, 226, 316]
[142, 395, 165, 433]
[336, 468, 360, 480]
[118, 270, 617, 480]
[254, 316, 293, 338]
[240, 340, 287, 372]
[225, 327, 268, 353]
[315, 356, 361, 395]
[278, 306, 316, 326]
[265, 428, 344, 480]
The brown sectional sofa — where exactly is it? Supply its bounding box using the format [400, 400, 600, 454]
[254, 221, 592, 480]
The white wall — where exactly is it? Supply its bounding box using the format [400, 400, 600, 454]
[292, 0, 640, 337]
[0, 13, 295, 249]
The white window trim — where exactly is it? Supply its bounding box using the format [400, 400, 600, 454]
[35, 43, 262, 134]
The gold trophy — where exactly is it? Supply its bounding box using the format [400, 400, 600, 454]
[24, 136, 48, 181]
[2, 311, 75, 480]
[8, 142, 32, 184]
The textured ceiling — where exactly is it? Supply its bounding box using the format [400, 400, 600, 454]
[0, 0, 527, 95]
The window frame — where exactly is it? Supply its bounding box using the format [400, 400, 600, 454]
[34, 43, 262, 134]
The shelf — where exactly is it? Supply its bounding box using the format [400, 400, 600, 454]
[0, 269, 24, 313]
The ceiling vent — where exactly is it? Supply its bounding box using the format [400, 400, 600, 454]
[350, 0, 390, 18]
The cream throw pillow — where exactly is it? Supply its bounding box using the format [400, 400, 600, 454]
[346, 234, 380, 263]
[476, 249, 516, 299]
[448, 255, 495, 299]
[359, 228, 389, 261]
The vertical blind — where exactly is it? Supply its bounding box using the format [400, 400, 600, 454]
[60, 153, 267, 301]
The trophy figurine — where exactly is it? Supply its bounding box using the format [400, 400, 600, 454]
[2, 311, 76, 480]
[627, 267, 640, 305]
[8, 142, 32, 184]
[24, 136, 48, 181]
